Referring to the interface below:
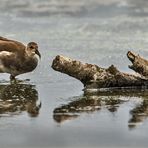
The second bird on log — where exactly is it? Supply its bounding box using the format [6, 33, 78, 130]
[0, 36, 41, 80]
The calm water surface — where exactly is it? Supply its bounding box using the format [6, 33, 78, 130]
[0, 0, 148, 147]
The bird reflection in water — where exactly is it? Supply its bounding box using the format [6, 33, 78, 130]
[0, 83, 41, 117]
[53, 89, 148, 129]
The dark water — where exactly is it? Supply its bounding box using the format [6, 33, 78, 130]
[0, 0, 148, 147]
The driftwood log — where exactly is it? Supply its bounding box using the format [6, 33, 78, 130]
[52, 51, 148, 91]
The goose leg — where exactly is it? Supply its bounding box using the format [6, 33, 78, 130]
[10, 75, 16, 81]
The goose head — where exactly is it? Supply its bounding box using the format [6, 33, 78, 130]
[26, 42, 41, 59]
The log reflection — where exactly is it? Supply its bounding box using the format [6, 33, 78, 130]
[0, 83, 41, 117]
[53, 89, 148, 129]
[129, 98, 148, 129]
[53, 92, 127, 123]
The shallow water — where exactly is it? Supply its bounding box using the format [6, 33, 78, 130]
[0, 0, 148, 147]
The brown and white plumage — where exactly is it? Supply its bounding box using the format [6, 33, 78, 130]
[0, 36, 41, 80]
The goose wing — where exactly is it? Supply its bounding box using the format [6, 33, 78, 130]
[0, 50, 17, 73]
[0, 36, 26, 53]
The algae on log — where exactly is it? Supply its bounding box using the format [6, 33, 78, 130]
[52, 51, 148, 90]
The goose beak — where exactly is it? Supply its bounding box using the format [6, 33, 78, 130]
[35, 49, 41, 59]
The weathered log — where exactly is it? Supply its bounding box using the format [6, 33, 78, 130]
[52, 51, 148, 90]
[127, 51, 148, 78]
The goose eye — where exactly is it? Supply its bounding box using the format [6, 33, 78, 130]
[30, 46, 34, 49]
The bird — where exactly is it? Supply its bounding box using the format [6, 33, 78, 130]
[0, 36, 41, 80]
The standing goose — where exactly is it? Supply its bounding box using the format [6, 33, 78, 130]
[0, 36, 41, 80]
